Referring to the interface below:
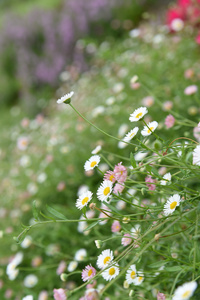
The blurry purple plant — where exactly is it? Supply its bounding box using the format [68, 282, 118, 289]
[0, 0, 123, 105]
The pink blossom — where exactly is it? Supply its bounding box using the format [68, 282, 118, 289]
[184, 85, 198, 95]
[121, 233, 132, 246]
[103, 170, 116, 183]
[111, 220, 121, 233]
[164, 114, 175, 129]
[86, 280, 97, 289]
[113, 183, 125, 195]
[53, 288, 66, 300]
[162, 101, 173, 111]
[184, 68, 194, 79]
[85, 289, 99, 300]
[82, 265, 96, 282]
[145, 175, 156, 191]
[113, 162, 127, 183]
[157, 292, 166, 300]
[196, 32, 200, 45]
[56, 261, 66, 275]
[193, 126, 200, 142]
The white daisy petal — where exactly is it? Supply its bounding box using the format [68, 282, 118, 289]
[141, 121, 158, 136]
[160, 172, 171, 186]
[125, 264, 137, 284]
[172, 281, 197, 300]
[97, 180, 113, 202]
[101, 263, 120, 281]
[96, 249, 114, 269]
[84, 155, 101, 171]
[129, 107, 148, 122]
[57, 91, 74, 104]
[193, 145, 200, 166]
[123, 127, 139, 142]
[163, 194, 181, 216]
[76, 191, 93, 210]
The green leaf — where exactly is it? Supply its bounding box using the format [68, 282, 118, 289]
[32, 200, 39, 221]
[148, 261, 167, 268]
[40, 211, 56, 221]
[130, 152, 136, 168]
[46, 205, 67, 220]
[146, 165, 152, 174]
[165, 266, 182, 272]
[83, 221, 99, 232]
[151, 167, 159, 177]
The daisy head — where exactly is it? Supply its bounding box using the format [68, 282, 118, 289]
[104, 170, 116, 183]
[172, 281, 197, 300]
[163, 194, 181, 216]
[141, 121, 158, 136]
[134, 271, 144, 286]
[193, 145, 200, 166]
[160, 172, 171, 186]
[129, 107, 148, 122]
[76, 191, 93, 210]
[123, 127, 139, 142]
[101, 263, 120, 281]
[96, 249, 114, 269]
[74, 248, 87, 262]
[126, 264, 137, 284]
[84, 155, 101, 172]
[81, 265, 96, 282]
[57, 91, 74, 104]
[97, 180, 113, 202]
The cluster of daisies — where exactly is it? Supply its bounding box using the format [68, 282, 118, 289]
[76, 155, 128, 209]
[81, 249, 144, 285]
[117, 106, 158, 149]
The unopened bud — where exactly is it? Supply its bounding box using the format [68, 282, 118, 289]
[154, 234, 161, 241]
[89, 203, 96, 210]
[129, 290, 134, 297]
[130, 75, 138, 84]
[60, 273, 68, 282]
[95, 240, 102, 249]
[123, 280, 129, 289]
[122, 217, 130, 224]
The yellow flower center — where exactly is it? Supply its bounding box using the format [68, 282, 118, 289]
[109, 267, 115, 276]
[130, 271, 136, 279]
[90, 161, 97, 168]
[147, 127, 154, 134]
[136, 112, 143, 118]
[109, 174, 115, 181]
[103, 187, 110, 196]
[103, 256, 111, 265]
[170, 201, 177, 210]
[138, 276, 143, 282]
[88, 269, 93, 277]
[130, 132, 135, 137]
[82, 197, 89, 205]
[182, 291, 190, 298]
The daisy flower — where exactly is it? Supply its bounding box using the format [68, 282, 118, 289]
[111, 220, 121, 233]
[17, 136, 29, 151]
[84, 155, 101, 171]
[91, 145, 102, 154]
[172, 281, 197, 300]
[193, 145, 200, 166]
[163, 194, 181, 216]
[160, 172, 171, 186]
[81, 265, 96, 282]
[57, 91, 74, 104]
[129, 107, 148, 122]
[101, 263, 120, 281]
[24, 274, 38, 288]
[126, 264, 137, 284]
[104, 170, 116, 183]
[74, 248, 87, 261]
[67, 261, 78, 272]
[76, 191, 93, 210]
[96, 249, 114, 269]
[134, 271, 144, 285]
[121, 233, 132, 246]
[53, 288, 66, 300]
[123, 127, 139, 142]
[131, 224, 141, 239]
[141, 121, 158, 136]
[97, 180, 113, 202]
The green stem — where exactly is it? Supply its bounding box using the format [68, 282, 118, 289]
[69, 103, 137, 147]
